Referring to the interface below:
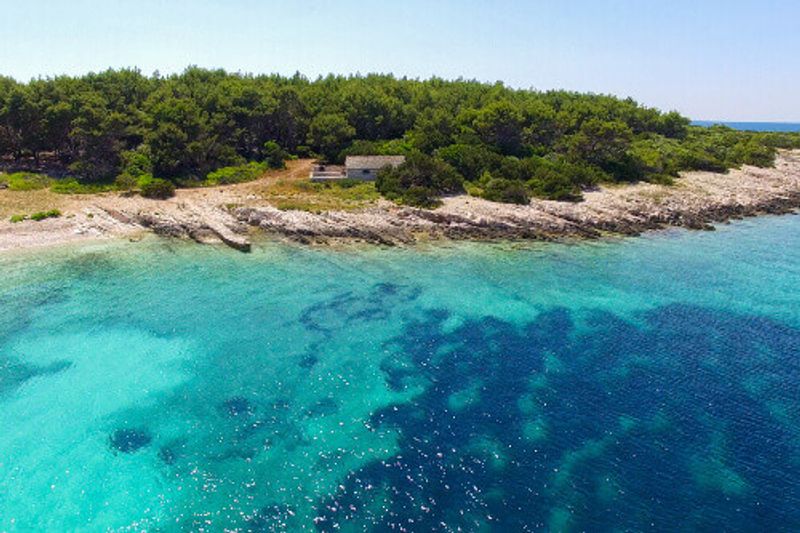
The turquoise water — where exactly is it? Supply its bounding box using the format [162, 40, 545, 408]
[2, 216, 800, 531]
[692, 120, 800, 132]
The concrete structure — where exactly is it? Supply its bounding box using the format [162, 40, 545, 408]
[309, 156, 406, 182]
[344, 156, 406, 181]
[309, 164, 345, 182]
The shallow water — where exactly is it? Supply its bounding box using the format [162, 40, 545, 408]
[1, 216, 800, 531]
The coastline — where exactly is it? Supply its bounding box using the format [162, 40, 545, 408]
[2, 150, 799, 254]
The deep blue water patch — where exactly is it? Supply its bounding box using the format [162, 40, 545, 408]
[315, 305, 800, 531]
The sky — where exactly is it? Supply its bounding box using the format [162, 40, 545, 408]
[0, 0, 798, 121]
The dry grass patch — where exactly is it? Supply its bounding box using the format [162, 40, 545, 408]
[0, 189, 74, 219]
[259, 179, 380, 213]
[638, 188, 673, 204]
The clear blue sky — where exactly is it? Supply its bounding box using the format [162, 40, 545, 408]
[1, 0, 798, 121]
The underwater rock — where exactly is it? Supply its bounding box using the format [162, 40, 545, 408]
[157, 438, 188, 465]
[304, 397, 339, 418]
[299, 354, 318, 368]
[158, 446, 177, 465]
[247, 503, 296, 531]
[221, 396, 254, 417]
[375, 282, 400, 295]
[109, 428, 152, 453]
[270, 398, 291, 410]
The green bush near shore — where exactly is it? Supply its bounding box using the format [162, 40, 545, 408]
[377, 153, 463, 208]
[10, 209, 61, 222]
[50, 179, 116, 194]
[481, 176, 531, 205]
[30, 209, 62, 221]
[2, 172, 53, 191]
[203, 162, 269, 186]
[0, 172, 115, 195]
[139, 178, 176, 199]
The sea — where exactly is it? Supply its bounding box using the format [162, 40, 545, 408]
[692, 120, 800, 132]
[1, 214, 800, 531]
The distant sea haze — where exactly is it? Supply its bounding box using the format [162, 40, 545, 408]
[692, 120, 800, 132]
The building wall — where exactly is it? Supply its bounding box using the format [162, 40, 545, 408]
[310, 172, 346, 182]
[346, 169, 379, 181]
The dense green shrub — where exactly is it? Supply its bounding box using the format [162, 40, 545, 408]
[527, 173, 583, 202]
[436, 144, 505, 181]
[758, 132, 800, 150]
[120, 148, 154, 178]
[112, 148, 155, 192]
[308, 113, 356, 162]
[114, 172, 140, 192]
[140, 178, 175, 199]
[262, 141, 289, 169]
[480, 176, 530, 205]
[5, 172, 52, 191]
[51, 179, 115, 194]
[522, 157, 604, 201]
[204, 162, 268, 186]
[627, 137, 681, 178]
[729, 140, 775, 167]
[376, 153, 463, 207]
[29, 209, 61, 221]
[339, 139, 414, 162]
[399, 186, 442, 209]
[294, 145, 313, 158]
[334, 178, 367, 189]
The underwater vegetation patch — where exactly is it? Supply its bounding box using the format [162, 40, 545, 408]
[298, 282, 420, 334]
[0, 358, 72, 396]
[313, 304, 800, 531]
[303, 397, 339, 418]
[221, 396, 255, 418]
[109, 428, 152, 454]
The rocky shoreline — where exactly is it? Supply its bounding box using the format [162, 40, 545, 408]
[229, 150, 800, 246]
[1, 151, 799, 253]
[233, 191, 800, 246]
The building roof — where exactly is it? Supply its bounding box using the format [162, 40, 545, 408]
[345, 155, 406, 170]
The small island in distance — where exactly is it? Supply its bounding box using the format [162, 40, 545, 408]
[1, 68, 799, 251]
